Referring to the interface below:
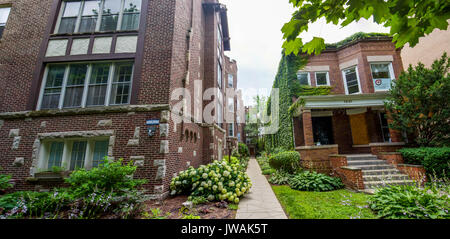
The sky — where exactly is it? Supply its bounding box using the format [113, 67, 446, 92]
[220, 0, 390, 106]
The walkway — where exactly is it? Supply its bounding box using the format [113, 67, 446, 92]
[236, 157, 288, 219]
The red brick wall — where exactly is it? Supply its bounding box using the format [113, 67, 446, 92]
[296, 146, 339, 174]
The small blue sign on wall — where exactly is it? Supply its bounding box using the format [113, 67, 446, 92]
[373, 78, 392, 91]
[146, 119, 160, 126]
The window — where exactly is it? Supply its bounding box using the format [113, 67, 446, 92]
[378, 112, 391, 142]
[297, 72, 310, 86]
[56, 0, 141, 34]
[370, 63, 395, 91]
[38, 61, 134, 110]
[228, 123, 234, 137]
[217, 63, 223, 89]
[342, 67, 361, 94]
[40, 138, 109, 171]
[228, 98, 234, 113]
[0, 6, 11, 39]
[228, 74, 233, 88]
[216, 92, 223, 128]
[315, 72, 330, 86]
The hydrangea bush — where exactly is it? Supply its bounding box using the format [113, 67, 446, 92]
[170, 160, 252, 204]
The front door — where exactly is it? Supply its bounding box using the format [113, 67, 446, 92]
[312, 117, 334, 145]
[349, 113, 370, 145]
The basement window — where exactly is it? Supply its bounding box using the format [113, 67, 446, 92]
[39, 138, 109, 171]
[38, 61, 134, 110]
[0, 6, 11, 39]
[55, 0, 141, 34]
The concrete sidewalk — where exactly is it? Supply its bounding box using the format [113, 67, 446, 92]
[236, 158, 288, 219]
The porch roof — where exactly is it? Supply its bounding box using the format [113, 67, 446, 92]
[292, 92, 388, 116]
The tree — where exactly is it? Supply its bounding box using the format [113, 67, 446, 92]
[282, 0, 450, 55]
[385, 53, 450, 147]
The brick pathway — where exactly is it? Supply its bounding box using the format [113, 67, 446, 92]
[236, 158, 288, 219]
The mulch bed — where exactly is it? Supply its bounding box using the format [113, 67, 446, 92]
[144, 196, 237, 219]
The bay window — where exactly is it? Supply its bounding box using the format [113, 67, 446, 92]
[370, 63, 395, 91]
[0, 6, 11, 39]
[56, 0, 141, 34]
[342, 66, 361, 95]
[40, 138, 109, 171]
[38, 61, 134, 110]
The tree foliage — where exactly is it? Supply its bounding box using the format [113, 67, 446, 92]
[385, 53, 450, 147]
[282, 0, 450, 55]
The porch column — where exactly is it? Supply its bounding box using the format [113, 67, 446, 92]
[386, 111, 403, 142]
[302, 110, 314, 146]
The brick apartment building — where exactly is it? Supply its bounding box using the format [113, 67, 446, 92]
[290, 36, 406, 173]
[0, 0, 244, 198]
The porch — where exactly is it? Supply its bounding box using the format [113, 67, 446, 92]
[291, 93, 406, 174]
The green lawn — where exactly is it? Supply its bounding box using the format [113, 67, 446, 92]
[272, 186, 377, 219]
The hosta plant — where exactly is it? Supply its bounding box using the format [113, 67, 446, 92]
[288, 171, 344, 192]
[268, 171, 292, 185]
[369, 184, 450, 219]
[170, 160, 252, 204]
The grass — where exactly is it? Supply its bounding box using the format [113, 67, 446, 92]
[272, 186, 377, 219]
[228, 203, 239, 210]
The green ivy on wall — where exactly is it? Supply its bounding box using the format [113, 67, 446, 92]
[265, 53, 332, 152]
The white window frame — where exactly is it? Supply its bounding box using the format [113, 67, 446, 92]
[54, 0, 141, 34]
[315, 71, 330, 86]
[370, 62, 395, 92]
[37, 61, 134, 110]
[0, 6, 11, 33]
[228, 74, 233, 88]
[297, 72, 311, 86]
[37, 137, 110, 172]
[342, 65, 362, 95]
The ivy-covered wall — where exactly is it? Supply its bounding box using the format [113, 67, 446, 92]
[265, 53, 332, 152]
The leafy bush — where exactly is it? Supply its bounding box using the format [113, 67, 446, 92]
[386, 53, 450, 147]
[0, 174, 13, 191]
[238, 143, 249, 157]
[65, 158, 147, 197]
[288, 171, 344, 192]
[399, 147, 450, 178]
[268, 171, 292, 185]
[257, 156, 276, 175]
[1, 158, 149, 219]
[269, 151, 301, 174]
[369, 184, 450, 219]
[223, 156, 240, 166]
[170, 160, 252, 204]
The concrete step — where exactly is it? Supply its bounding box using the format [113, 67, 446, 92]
[364, 180, 416, 189]
[346, 155, 378, 161]
[353, 165, 396, 170]
[363, 174, 411, 182]
[362, 169, 402, 176]
[347, 160, 387, 166]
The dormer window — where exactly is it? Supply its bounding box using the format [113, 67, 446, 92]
[55, 0, 141, 34]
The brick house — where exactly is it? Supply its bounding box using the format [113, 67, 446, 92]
[0, 0, 243, 198]
[290, 36, 422, 190]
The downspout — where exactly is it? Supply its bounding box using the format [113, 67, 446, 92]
[181, 0, 195, 132]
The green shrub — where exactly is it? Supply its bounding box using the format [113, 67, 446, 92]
[269, 151, 301, 174]
[65, 158, 147, 197]
[369, 184, 450, 219]
[288, 171, 344, 192]
[170, 160, 252, 204]
[223, 156, 240, 166]
[399, 147, 450, 178]
[0, 174, 13, 191]
[238, 143, 249, 157]
[268, 171, 292, 185]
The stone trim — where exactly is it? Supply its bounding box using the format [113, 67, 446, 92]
[30, 130, 115, 177]
[296, 144, 338, 150]
[301, 65, 330, 72]
[367, 55, 393, 62]
[369, 142, 405, 147]
[0, 104, 170, 119]
[339, 58, 358, 70]
[352, 144, 370, 148]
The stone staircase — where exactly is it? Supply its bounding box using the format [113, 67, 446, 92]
[346, 154, 415, 192]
